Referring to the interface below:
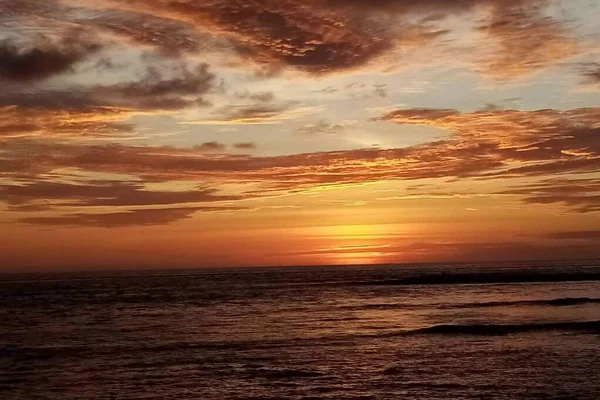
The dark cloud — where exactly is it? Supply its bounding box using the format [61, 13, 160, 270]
[0, 62, 216, 138]
[233, 142, 257, 150]
[4, 62, 216, 112]
[191, 103, 313, 125]
[0, 30, 102, 82]
[154, 0, 397, 74]
[0, 89, 104, 111]
[81, 0, 442, 74]
[234, 91, 275, 103]
[16, 206, 243, 228]
[1, 178, 248, 227]
[95, 63, 215, 110]
[328, 82, 392, 99]
[0, 180, 240, 210]
[311, 86, 338, 94]
[580, 62, 600, 87]
[373, 84, 387, 98]
[501, 178, 600, 213]
[296, 120, 348, 135]
[67, 0, 575, 78]
[0, 0, 580, 79]
[193, 142, 227, 152]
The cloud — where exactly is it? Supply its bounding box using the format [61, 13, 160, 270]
[102, 0, 400, 74]
[193, 141, 226, 152]
[579, 62, 600, 89]
[95, 63, 215, 110]
[0, 180, 240, 210]
[475, 6, 577, 79]
[193, 141, 258, 151]
[296, 120, 349, 135]
[0, 179, 248, 227]
[0, 62, 216, 138]
[79, 9, 211, 56]
[584, 65, 600, 83]
[2, 106, 599, 213]
[546, 231, 600, 240]
[16, 206, 243, 228]
[373, 84, 387, 98]
[233, 142, 257, 150]
[49, 0, 578, 79]
[234, 91, 275, 103]
[185, 103, 318, 125]
[380, 107, 600, 178]
[501, 178, 600, 213]
[0, 30, 102, 82]
[0, 0, 583, 81]
[0, 105, 135, 139]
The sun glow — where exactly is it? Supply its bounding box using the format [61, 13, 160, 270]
[311, 223, 405, 265]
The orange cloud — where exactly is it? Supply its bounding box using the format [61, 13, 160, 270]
[475, 5, 577, 79]
[0, 106, 135, 139]
[1, 105, 599, 229]
[2, 106, 599, 191]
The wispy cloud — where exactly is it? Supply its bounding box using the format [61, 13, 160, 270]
[184, 104, 319, 125]
[501, 178, 600, 213]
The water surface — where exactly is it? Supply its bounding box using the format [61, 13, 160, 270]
[1, 261, 599, 399]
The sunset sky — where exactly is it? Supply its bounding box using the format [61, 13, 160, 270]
[1, 0, 599, 271]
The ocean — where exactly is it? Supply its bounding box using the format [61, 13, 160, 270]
[1, 261, 599, 399]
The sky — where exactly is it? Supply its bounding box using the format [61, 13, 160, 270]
[1, 0, 599, 271]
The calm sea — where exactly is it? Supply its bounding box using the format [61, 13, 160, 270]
[1, 261, 600, 399]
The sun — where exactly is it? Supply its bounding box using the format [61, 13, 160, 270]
[312, 223, 400, 265]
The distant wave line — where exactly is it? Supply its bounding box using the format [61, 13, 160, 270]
[336, 297, 600, 311]
[350, 272, 600, 286]
[407, 320, 600, 336]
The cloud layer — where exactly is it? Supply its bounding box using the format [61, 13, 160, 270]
[2, 0, 583, 77]
[2, 104, 599, 226]
[1, 0, 598, 236]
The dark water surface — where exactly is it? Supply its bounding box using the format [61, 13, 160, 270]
[1, 261, 600, 399]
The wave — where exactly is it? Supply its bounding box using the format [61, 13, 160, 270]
[446, 297, 600, 309]
[409, 320, 600, 336]
[336, 297, 600, 312]
[351, 271, 600, 286]
[242, 367, 325, 380]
